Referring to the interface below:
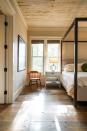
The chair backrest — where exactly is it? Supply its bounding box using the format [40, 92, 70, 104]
[29, 71, 41, 79]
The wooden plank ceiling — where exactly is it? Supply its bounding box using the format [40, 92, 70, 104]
[16, 0, 87, 28]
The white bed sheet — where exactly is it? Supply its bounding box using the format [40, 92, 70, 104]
[61, 71, 87, 98]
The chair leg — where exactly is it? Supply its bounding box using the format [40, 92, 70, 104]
[29, 80, 30, 87]
[40, 79, 41, 86]
[45, 80, 47, 89]
[39, 79, 42, 88]
[36, 80, 38, 88]
[29, 80, 32, 88]
[37, 79, 40, 89]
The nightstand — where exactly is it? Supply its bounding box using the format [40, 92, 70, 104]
[45, 72, 61, 88]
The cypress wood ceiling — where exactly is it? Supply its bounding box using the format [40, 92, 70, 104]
[17, 0, 87, 28]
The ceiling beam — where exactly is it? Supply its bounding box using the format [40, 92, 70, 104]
[0, 0, 15, 15]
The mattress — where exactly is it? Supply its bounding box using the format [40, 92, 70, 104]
[61, 71, 87, 98]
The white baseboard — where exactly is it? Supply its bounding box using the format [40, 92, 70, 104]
[13, 86, 24, 101]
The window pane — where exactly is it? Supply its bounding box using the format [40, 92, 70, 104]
[32, 44, 43, 72]
[32, 44, 43, 56]
[47, 44, 60, 71]
[32, 57, 43, 72]
[32, 46, 37, 56]
[48, 44, 58, 57]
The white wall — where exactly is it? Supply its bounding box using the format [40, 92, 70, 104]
[63, 43, 87, 61]
[13, 13, 27, 100]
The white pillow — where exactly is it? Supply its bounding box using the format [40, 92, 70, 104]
[64, 63, 83, 72]
[78, 63, 83, 72]
[64, 64, 74, 72]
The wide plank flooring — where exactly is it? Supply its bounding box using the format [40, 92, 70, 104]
[0, 86, 87, 131]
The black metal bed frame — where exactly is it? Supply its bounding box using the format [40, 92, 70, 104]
[61, 18, 87, 107]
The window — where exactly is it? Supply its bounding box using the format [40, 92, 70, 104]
[47, 40, 60, 71]
[31, 40, 44, 72]
[31, 40, 60, 73]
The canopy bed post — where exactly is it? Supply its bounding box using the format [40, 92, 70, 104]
[74, 18, 78, 107]
[61, 40, 63, 73]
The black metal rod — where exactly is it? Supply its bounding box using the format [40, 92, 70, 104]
[62, 40, 87, 43]
[76, 17, 87, 21]
[74, 18, 78, 107]
[63, 21, 74, 40]
[61, 40, 63, 73]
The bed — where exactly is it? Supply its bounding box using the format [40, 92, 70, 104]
[61, 18, 87, 106]
[60, 63, 87, 101]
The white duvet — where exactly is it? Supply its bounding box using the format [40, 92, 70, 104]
[61, 71, 87, 98]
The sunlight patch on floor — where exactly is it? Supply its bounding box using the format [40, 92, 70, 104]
[10, 93, 46, 130]
[55, 116, 62, 131]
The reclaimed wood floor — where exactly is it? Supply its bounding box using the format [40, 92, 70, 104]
[0, 86, 87, 131]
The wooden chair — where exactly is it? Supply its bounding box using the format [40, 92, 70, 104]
[28, 71, 41, 88]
